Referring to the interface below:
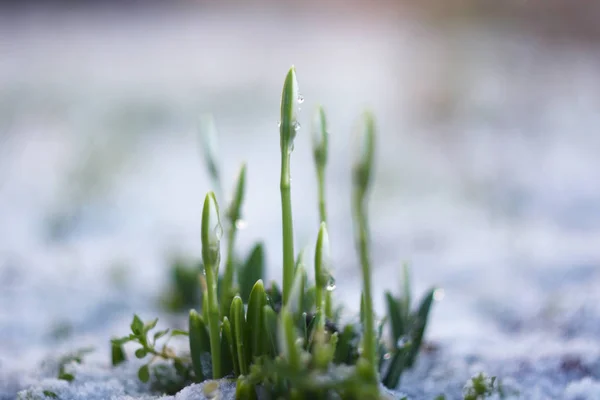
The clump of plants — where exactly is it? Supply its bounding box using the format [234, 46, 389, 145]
[111, 67, 437, 399]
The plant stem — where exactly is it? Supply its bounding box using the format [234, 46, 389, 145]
[316, 167, 334, 319]
[221, 163, 246, 315]
[317, 167, 327, 224]
[204, 260, 222, 378]
[352, 188, 376, 381]
[201, 193, 222, 378]
[280, 67, 298, 306]
[221, 224, 237, 314]
[280, 151, 295, 305]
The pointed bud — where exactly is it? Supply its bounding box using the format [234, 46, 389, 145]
[227, 163, 247, 225]
[352, 111, 376, 194]
[201, 191, 223, 270]
[280, 66, 300, 153]
[199, 114, 221, 189]
[311, 106, 328, 168]
[315, 222, 332, 289]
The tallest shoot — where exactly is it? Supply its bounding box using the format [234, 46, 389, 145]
[280, 67, 300, 305]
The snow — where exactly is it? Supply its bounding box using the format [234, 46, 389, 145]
[2, 5, 600, 400]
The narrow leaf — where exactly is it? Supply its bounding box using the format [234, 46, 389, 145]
[239, 243, 265, 300]
[111, 341, 126, 366]
[385, 291, 405, 346]
[189, 310, 211, 382]
[222, 317, 239, 376]
[230, 296, 248, 375]
[246, 280, 267, 359]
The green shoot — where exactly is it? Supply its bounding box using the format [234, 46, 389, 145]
[221, 163, 247, 317]
[56, 347, 94, 382]
[201, 192, 223, 378]
[314, 222, 330, 334]
[311, 105, 328, 224]
[111, 315, 191, 383]
[351, 111, 377, 382]
[279, 66, 300, 305]
[198, 114, 223, 201]
[311, 106, 334, 321]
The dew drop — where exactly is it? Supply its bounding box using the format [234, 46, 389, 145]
[396, 336, 410, 348]
[277, 121, 281, 128]
[297, 94, 304, 104]
[326, 276, 336, 292]
[433, 288, 445, 302]
[293, 121, 301, 131]
[235, 219, 247, 230]
[383, 352, 391, 360]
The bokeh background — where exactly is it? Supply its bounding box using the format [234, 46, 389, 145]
[2, 1, 600, 398]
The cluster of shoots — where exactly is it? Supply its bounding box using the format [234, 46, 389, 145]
[111, 67, 437, 399]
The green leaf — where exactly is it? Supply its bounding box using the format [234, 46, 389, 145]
[43, 390, 58, 399]
[135, 348, 147, 359]
[189, 309, 211, 382]
[230, 296, 248, 375]
[262, 304, 278, 358]
[131, 315, 144, 335]
[173, 359, 188, 377]
[143, 318, 159, 334]
[153, 329, 170, 341]
[406, 288, 435, 367]
[111, 341, 127, 366]
[138, 364, 150, 383]
[385, 291, 405, 346]
[266, 281, 282, 311]
[222, 317, 239, 376]
[238, 243, 265, 301]
[171, 329, 189, 337]
[382, 348, 407, 389]
[303, 286, 316, 314]
[236, 376, 257, 400]
[58, 372, 74, 382]
[111, 336, 132, 346]
[279, 308, 301, 370]
[246, 280, 267, 359]
[334, 324, 359, 365]
[220, 321, 235, 377]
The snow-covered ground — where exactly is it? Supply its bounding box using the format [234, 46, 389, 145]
[1, 5, 600, 399]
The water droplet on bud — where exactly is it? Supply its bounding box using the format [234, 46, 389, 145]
[297, 94, 304, 104]
[433, 288, 445, 301]
[235, 219, 247, 230]
[326, 276, 336, 291]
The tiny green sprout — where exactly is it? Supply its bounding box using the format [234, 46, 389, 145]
[311, 106, 329, 224]
[463, 373, 498, 400]
[351, 111, 378, 382]
[311, 106, 335, 320]
[199, 114, 223, 200]
[314, 222, 331, 334]
[201, 191, 223, 378]
[279, 66, 300, 306]
[113, 315, 192, 384]
[56, 347, 94, 382]
[352, 111, 376, 196]
[221, 163, 247, 317]
[43, 390, 58, 399]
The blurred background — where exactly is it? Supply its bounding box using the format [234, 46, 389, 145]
[1, 0, 600, 396]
